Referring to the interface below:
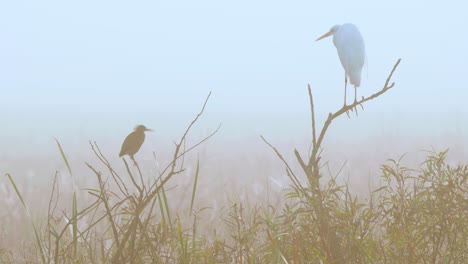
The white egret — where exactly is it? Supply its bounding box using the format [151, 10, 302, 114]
[316, 23, 366, 106]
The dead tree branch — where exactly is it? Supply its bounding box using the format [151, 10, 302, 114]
[303, 58, 401, 184]
[261, 59, 401, 263]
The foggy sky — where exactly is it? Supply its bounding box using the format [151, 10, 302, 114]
[1, 0, 468, 157]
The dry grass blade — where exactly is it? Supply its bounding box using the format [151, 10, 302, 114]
[6, 173, 46, 264]
[190, 157, 200, 215]
[53, 137, 73, 177]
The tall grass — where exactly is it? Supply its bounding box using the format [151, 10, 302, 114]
[2, 61, 468, 263]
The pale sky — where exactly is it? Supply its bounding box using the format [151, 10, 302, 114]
[1, 0, 468, 155]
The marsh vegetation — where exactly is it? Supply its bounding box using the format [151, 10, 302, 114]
[2, 60, 467, 263]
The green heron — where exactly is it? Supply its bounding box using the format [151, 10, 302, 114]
[119, 125, 153, 161]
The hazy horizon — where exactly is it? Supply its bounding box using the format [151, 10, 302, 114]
[2, 0, 468, 184]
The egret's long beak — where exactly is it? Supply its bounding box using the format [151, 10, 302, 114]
[316, 30, 333, 41]
[145, 128, 154, 132]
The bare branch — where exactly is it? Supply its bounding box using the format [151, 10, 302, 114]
[150, 122, 221, 192]
[309, 58, 401, 169]
[170, 92, 212, 174]
[294, 149, 308, 174]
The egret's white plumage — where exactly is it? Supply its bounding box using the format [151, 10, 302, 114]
[316, 23, 366, 104]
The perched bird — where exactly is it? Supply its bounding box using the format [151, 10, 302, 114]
[316, 23, 366, 106]
[119, 125, 153, 161]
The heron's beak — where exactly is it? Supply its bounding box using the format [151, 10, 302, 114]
[316, 30, 333, 41]
[145, 128, 154, 132]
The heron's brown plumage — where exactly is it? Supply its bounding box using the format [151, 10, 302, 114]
[119, 125, 152, 159]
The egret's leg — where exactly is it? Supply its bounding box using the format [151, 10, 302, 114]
[344, 74, 347, 106]
[354, 86, 357, 104]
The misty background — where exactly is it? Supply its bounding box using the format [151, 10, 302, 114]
[1, 0, 468, 192]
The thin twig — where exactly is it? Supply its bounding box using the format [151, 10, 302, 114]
[260, 135, 303, 191]
[85, 162, 121, 249]
[90, 142, 129, 197]
[122, 158, 143, 194]
[142, 92, 214, 208]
